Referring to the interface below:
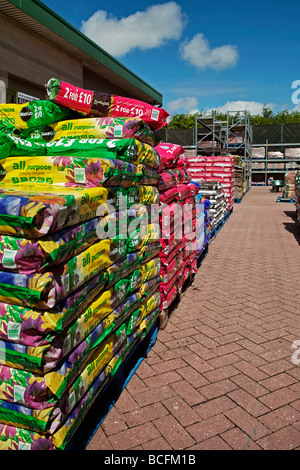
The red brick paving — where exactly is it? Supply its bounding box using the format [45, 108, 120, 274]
[87, 187, 300, 451]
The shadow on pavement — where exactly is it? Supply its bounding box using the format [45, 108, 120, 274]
[283, 211, 300, 245]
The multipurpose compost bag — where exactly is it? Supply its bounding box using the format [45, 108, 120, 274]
[0, 293, 160, 438]
[0, 218, 101, 275]
[18, 116, 159, 147]
[0, 238, 124, 309]
[0, 185, 160, 239]
[0, 134, 160, 169]
[0, 207, 148, 274]
[0, 304, 159, 450]
[0, 271, 107, 348]
[0, 155, 143, 188]
[0, 100, 75, 130]
[0, 185, 119, 238]
[0, 260, 160, 373]
[0, 423, 55, 450]
[46, 78, 169, 131]
[0, 250, 160, 348]
[0, 323, 127, 432]
[0, 281, 134, 373]
[52, 305, 159, 451]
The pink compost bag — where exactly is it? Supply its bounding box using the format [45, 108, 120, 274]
[155, 143, 185, 170]
[177, 156, 190, 169]
[159, 187, 178, 204]
[178, 266, 190, 291]
[46, 78, 170, 131]
[160, 231, 179, 256]
[187, 183, 199, 198]
[206, 156, 233, 163]
[175, 168, 191, 184]
[158, 171, 177, 190]
[159, 271, 177, 296]
[191, 258, 198, 274]
[160, 253, 183, 284]
[159, 242, 183, 266]
[160, 284, 178, 310]
[160, 202, 183, 230]
[176, 184, 191, 201]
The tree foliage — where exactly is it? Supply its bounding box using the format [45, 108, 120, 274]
[167, 106, 300, 129]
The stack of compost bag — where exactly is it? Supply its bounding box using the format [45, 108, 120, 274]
[282, 170, 296, 199]
[0, 80, 169, 450]
[185, 155, 235, 211]
[196, 182, 227, 230]
[153, 143, 200, 327]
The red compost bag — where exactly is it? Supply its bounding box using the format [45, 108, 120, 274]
[46, 78, 169, 131]
[155, 143, 185, 169]
[160, 253, 183, 284]
[160, 284, 178, 310]
[160, 231, 179, 256]
[158, 171, 177, 190]
[159, 187, 178, 204]
[176, 184, 191, 201]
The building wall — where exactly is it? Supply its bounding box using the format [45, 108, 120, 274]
[0, 12, 84, 102]
[82, 67, 137, 100]
[0, 12, 140, 104]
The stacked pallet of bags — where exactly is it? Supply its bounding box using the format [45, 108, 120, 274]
[234, 168, 244, 199]
[194, 189, 212, 247]
[203, 156, 235, 211]
[0, 80, 170, 450]
[282, 170, 296, 199]
[197, 182, 228, 230]
[153, 143, 201, 328]
[186, 155, 235, 211]
[185, 155, 207, 183]
[232, 155, 244, 199]
[193, 192, 206, 260]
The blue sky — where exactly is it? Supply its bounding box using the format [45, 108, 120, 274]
[42, 0, 300, 117]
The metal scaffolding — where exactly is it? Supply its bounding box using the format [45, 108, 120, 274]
[195, 110, 253, 192]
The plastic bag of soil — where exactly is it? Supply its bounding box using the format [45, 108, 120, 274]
[18, 116, 159, 147]
[0, 100, 75, 130]
[46, 78, 169, 131]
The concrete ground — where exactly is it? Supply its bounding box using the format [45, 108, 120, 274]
[87, 186, 300, 451]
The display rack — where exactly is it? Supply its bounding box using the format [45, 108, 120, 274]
[194, 110, 253, 193]
[252, 141, 300, 185]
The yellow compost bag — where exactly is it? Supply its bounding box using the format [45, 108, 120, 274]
[0, 238, 122, 309]
[22, 116, 159, 147]
[0, 184, 120, 238]
[0, 155, 141, 188]
[44, 323, 127, 398]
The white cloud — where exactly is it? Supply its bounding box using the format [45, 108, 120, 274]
[179, 33, 238, 70]
[205, 100, 275, 115]
[81, 2, 187, 57]
[167, 97, 198, 113]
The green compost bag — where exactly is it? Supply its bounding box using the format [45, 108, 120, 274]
[0, 100, 75, 130]
[0, 133, 160, 169]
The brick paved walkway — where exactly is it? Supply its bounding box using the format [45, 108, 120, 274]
[87, 186, 300, 451]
